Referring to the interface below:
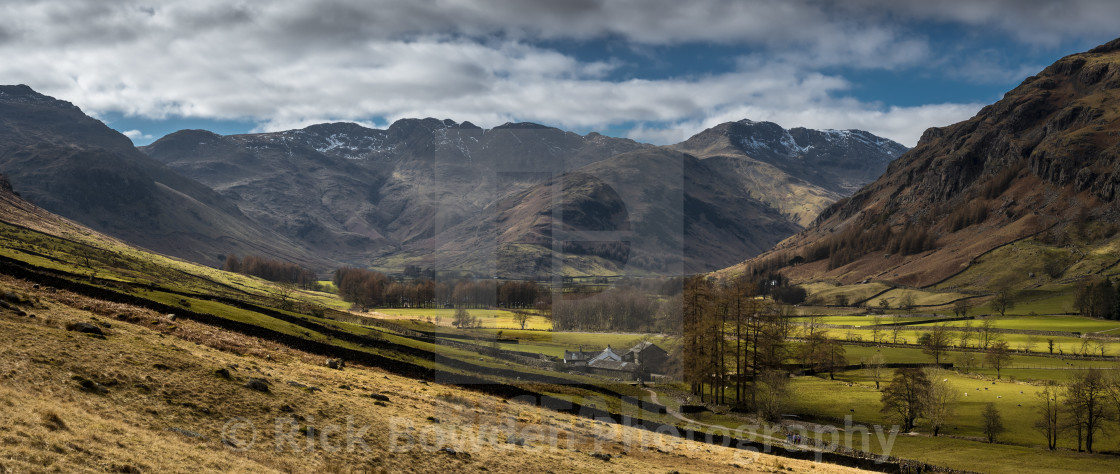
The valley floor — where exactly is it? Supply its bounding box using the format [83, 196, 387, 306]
[0, 275, 866, 473]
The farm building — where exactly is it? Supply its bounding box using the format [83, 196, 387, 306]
[563, 343, 668, 380]
[622, 341, 668, 373]
[562, 346, 598, 366]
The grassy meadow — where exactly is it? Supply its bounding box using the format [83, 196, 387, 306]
[371, 307, 553, 330]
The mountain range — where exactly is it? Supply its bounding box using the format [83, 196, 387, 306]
[0, 85, 905, 276]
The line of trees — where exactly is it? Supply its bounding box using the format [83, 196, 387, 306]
[222, 254, 318, 289]
[800, 223, 937, 270]
[946, 201, 989, 232]
[332, 267, 550, 310]
[744, 219, 942, 277]
[1034, 369, 1120, 453]
[551, 287, 668, 332]
[1074, 277, 1120, 320]
[681, 275, 799, 420]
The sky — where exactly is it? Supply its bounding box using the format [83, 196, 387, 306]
[0, 1, 1117, 147]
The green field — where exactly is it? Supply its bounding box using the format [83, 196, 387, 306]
[986, 290, 1078, 316]
[843, 344, 1117, 369]
[373, 307, 553, 330]
[677, 367, 1120, 473]
[935, 237, 1120, 294]
[809, 315, 929, 326]
[907, 315, 1120, 333]
[802, 281, 892, 305]
[875, 288, 972, 307]
[785, 369, 1120, 453]
[801, 311, 1120, 357]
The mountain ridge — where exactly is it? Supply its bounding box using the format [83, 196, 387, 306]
[143, 116, 900, 276]
[0, 85, 325, 269]
[728, 37, 1120, 289]
[673, 119, 906, 226]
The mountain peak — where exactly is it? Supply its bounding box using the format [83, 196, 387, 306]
[300, 122, 376, 135]
[141, 129, 225, 158]
[0, 84, 81, 112]
[0, 84, 38, 96]
[492, 122, 555, 130]
[674, 119, 905, 196]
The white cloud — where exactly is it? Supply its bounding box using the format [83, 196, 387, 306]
[121, 129, 154, 142]
[0, 0, 1108, 149]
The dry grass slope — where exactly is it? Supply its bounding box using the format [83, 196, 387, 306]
[0, 274, 866, 473]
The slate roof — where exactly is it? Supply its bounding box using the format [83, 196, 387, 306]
[588, 346, 622, 365]
[586, 359, 640, 372]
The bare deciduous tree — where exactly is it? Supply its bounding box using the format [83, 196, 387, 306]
[982, 403, 1005, 443]
[924, 369, 959, 436]
[453, 307, 477, 328]
[1034, 383, 1062, 450]
[921, 324, 952, 364]
[881, 368, 931, 432]
[985, 340, 1012, 379]
[890, 315, 905, 344]
[513, 311, 529, 330]
[866, 352, 885, 390]
[977, 319, 996, 350]
[991, 288, 1015, 317]
[899, 292, 916, 314]
[957, 320, 974, 348]
[756, 369, 790, 422]
[1064, 369, 1113, 453]
[952, 299, 973, 318]
[870, 316, 884, 346]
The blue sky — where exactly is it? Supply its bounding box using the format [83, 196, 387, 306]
[1, 1, 1117, 147]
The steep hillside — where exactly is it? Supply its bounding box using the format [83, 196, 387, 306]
[0, 85, 322, 269]
[731, 38, 1120, 291]
[675, 120, 906, 226]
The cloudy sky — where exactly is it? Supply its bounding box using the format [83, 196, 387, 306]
[1, 1, 1117, 147]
